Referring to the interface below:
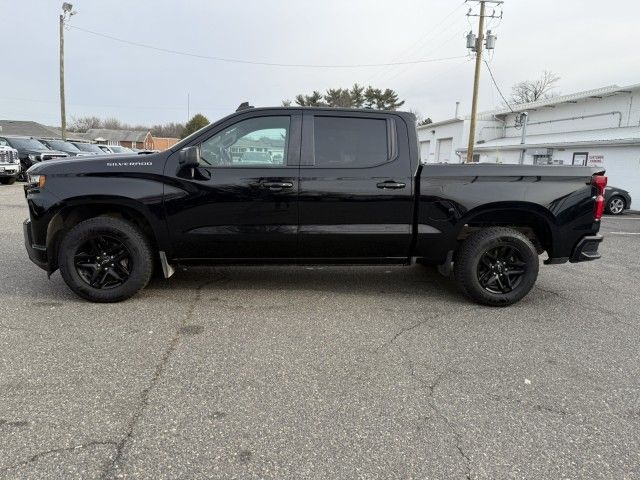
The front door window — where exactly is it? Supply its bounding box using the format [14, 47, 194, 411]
[200, 116, 290, 167]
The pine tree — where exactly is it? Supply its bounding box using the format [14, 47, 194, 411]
[181, 114, 210, 139]
[295, 91, 325, 107]
[350, 84, 365, 108]
[287, 84, 405, 111]
[380, 88, 405, 111]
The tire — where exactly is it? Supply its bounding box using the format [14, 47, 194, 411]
[606, 196, 626, 215]
[58, 217, 153, 302]
[0, 177, 16, 185]
[454, 227, 539, 307]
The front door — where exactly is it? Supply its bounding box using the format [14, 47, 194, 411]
[164, 113, 301, 260]
[297, 112, 414, 261]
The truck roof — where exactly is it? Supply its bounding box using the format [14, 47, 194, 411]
[172, 106, 417, 153]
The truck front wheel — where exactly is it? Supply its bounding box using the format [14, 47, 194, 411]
[58, 217, 153, 302]
[454, 227, 539, 307]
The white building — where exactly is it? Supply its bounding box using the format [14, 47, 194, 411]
[418, 83, 640, 200]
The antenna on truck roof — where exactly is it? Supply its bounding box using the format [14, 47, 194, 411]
[236, 102, 254, 112]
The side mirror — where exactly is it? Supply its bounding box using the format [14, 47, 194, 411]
[179, 146, 200, 167]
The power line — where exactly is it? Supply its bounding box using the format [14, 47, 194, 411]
[68, 24, 467, 69]
[482, 59, 514, 112]
[369, 1, 467, 84]
[0, 96, 234, 111]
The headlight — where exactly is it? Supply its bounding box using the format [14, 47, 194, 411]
[28, 153, 37, 161]
[27, 174, 46, 188]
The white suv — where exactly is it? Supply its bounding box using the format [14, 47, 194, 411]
[0, 145, 20, 185]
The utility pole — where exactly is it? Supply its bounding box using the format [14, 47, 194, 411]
[465, 1, 502, 163]
[59, 3, 75, 140]
[59, 12, 66, 140]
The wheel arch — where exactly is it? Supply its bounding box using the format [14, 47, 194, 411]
[456, 202, 556, 256]
[46, 196, 168, 272]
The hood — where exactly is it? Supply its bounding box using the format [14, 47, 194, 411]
[22, 148, 68, 158]
[28, 152, 160, 176]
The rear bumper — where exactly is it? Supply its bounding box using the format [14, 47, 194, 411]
[570, 234, 603, 263]
[23, 219, 48, 271]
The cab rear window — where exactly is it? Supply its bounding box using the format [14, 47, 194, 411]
[313, 116, 388, 168]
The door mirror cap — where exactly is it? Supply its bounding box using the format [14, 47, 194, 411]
[179, 146, 199, 167]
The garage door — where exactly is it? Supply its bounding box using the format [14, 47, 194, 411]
[437, 138, 453, 163]
[420, 141, 430, 162]
[601, 147, 640, 201]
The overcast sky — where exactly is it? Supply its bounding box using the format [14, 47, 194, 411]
[2, 0, 639, 127]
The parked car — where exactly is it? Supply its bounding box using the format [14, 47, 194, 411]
[23, 107, 606, 306]
[238, 151, 274, 164]
[97, 145, 134, 154]
[0, 145, 20, 184]
[0, 135, 68, 178]
[70, 142, 109, 155]
[38, 138, 95, 157]
[604, 186, 632, 215]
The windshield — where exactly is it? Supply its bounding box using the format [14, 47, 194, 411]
[7, 137, 49, 151]
[73, 143, 104, 153]
[110, 146, 132, 153]
[45, 139, 81, 152]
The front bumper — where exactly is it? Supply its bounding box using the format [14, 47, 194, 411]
[23, 219, 48, 271]
[0, 165, 19, 177]
[570, 234, 603, 262]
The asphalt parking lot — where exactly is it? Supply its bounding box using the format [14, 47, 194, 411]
[1, 183, 639, 480]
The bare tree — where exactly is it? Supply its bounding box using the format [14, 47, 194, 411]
[509, 71, 560, 104]
[150, 122, 185, 138]
[68, 116, 102, 132]
[408, 109, 432, 126]
[102, 117, 125, 130]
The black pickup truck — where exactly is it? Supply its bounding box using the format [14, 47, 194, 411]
[23, 107, 606, 306]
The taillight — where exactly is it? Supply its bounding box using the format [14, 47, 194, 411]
[592, 174, 607, 221]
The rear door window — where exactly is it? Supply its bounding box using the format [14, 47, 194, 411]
[313, 116, 389, 168]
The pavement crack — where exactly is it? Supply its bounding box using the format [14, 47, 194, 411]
[536, 286, 635, 329]
[0, 441, 117, 474]
[99, 279, 215, 479]
[427, 372, 473, 480]
[404, 362, 473, 480]
[377, 311, 441, 352]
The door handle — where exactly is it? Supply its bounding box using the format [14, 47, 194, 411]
[262, 181, 293, 191]
[376, 181, 406, 189]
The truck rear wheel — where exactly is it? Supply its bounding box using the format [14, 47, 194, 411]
[58, 217, 153, 302]
[454, 227, 539, 307]
[0, 177, 16, 185]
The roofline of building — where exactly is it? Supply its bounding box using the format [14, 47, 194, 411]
[424, 82, 640, 125]
[458, 138, 640, 152]
[479, 83, 640, 118]
[416, 117, 464, 130]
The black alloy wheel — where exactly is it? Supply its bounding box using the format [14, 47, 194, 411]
[453, 227, 539, 306]
[477, 245, 526, 294]
[74, 235, 132, 289]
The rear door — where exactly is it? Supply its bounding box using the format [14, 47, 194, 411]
[163, 112, 302, 260]
[297, 112, 414, 261]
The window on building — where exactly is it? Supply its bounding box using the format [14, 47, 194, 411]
[572, 152, 588, 166]
[313, 116, 388, 168]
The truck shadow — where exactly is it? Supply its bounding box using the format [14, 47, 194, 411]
[144, 264, 468, 304]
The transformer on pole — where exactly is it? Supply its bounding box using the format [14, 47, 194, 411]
[464, 1, 503, 163]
